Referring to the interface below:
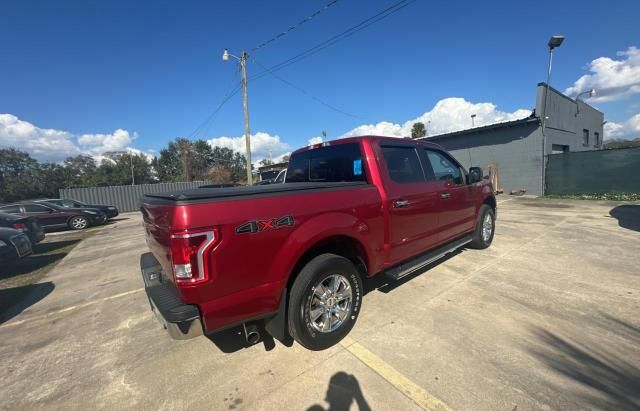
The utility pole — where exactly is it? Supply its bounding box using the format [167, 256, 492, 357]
[471, 114, 476, 128]
[223, 49, 253, 185]
[240, 52, 252, 185]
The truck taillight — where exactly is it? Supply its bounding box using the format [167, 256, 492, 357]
[169, 229, 219, 285]
[12, 223, 26, 231]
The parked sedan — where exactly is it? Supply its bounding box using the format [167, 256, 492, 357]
[0, 212, 45, 244]
[0, 202, 106, 231]
[0, 227, 32, 262]
[37, 199, 119, 219]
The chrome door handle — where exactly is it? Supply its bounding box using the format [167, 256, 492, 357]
[440, 193, 451, 200]
[393, 200, 410, 208]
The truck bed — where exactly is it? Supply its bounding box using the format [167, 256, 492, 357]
[144, 181, 370, 203]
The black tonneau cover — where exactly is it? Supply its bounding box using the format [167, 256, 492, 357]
[144, 181, 370, 202]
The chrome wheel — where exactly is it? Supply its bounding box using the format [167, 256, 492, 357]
[71, 217, 88, 230]
[481, 213, 493, 242]
[308, 274, 353, 333]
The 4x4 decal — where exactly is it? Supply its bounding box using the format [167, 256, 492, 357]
[235, 215, 295, 234]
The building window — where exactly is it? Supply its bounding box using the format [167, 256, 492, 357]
[594, 132, 601, 147]
[583, 129, 589, 146]
[552, 144, 569, 154]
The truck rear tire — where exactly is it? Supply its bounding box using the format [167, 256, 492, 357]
[468, 204, 495, 249]
[287, 253, 363, 351]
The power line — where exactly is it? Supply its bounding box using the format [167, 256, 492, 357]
[250, 0, 416, 81]
[188, 82, 241, 140]
[251, 57, 359, 119]
[189, 0, 415, 140]
[250, 0, 342, 53]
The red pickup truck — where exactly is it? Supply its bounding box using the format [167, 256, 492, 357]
[140, 136, 496, 350]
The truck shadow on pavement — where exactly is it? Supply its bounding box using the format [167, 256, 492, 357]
[307, 372, 371, 411]
[527, 314, 640, 411]
[609, 205, 640, 232]
[206, 322, 278, 353]
[0, 281, 55, 324]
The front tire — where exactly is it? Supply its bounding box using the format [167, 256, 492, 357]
[69, 216, 89, 230]
[468, 204, 495, 249]
[288, 253, 363, 351]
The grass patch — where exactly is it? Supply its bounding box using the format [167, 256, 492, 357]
[546, 193, 640, 201]
[0, 230, 95, 320]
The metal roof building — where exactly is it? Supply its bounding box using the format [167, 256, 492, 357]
[418, 83, 604, 195]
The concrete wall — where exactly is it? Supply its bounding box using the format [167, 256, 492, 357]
[430, 123, 544, 195]
[535, 83, 604, 153]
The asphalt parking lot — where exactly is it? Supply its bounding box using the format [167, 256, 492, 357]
[1, 197, 639, 411]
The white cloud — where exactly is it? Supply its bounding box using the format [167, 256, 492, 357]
[77, 129, 137, 155]
[604, 113, 640, 140]
[565, 46, 640, 103]
[308, 136, 323, 145]
[0, 113, 146, 163]
[341, 97, 531, 138]
[207, 132, 290, 164]
[0, 113, 81, 161]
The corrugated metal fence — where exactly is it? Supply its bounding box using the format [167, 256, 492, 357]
[59, 181, 209, 212]
[546, 147, 640, 195]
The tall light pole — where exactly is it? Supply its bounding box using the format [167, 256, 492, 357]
[223, 49, 253, 185]
[470, 114, 476, 128]
[541, 35, 564, 196]
[542, 35, 564, 130]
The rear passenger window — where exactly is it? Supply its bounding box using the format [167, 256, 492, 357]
[381, 146, 425, 184]
[286, 143, 366, 183]
[425, 150, 464, 185]
[0, 206, 21, 213]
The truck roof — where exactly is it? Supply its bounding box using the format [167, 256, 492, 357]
[291, 135, 443, 155]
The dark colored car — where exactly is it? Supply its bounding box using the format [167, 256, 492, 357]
[38, 199, 119, 219]
[0, 227, 32, 262]
[0, 202, 106, 231]
[0, 212, 45, 244]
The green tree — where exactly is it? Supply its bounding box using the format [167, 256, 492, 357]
[0, 148, 40, 202]
[603, 138, 640, 149]
[92, 152, 153, 186]
[411, 122, 426, 139]
[63, 155, 97, 187]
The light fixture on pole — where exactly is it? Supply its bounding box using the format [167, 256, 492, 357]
[575, 89, 596, 116]
[470, 114, 477, 128]
[222, 48, 253, 185]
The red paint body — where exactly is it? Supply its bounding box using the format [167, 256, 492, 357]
[142, 136, 495, 334]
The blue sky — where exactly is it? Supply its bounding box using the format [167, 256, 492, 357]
[1, 0, 639, 162]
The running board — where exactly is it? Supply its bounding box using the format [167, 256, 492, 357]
[385, 235, 473, 281]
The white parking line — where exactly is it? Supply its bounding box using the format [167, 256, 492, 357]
[0, 288, 144, 329]
[341, 336, 453, 411]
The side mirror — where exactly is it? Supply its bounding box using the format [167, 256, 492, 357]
[469, 167, 483, 184]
